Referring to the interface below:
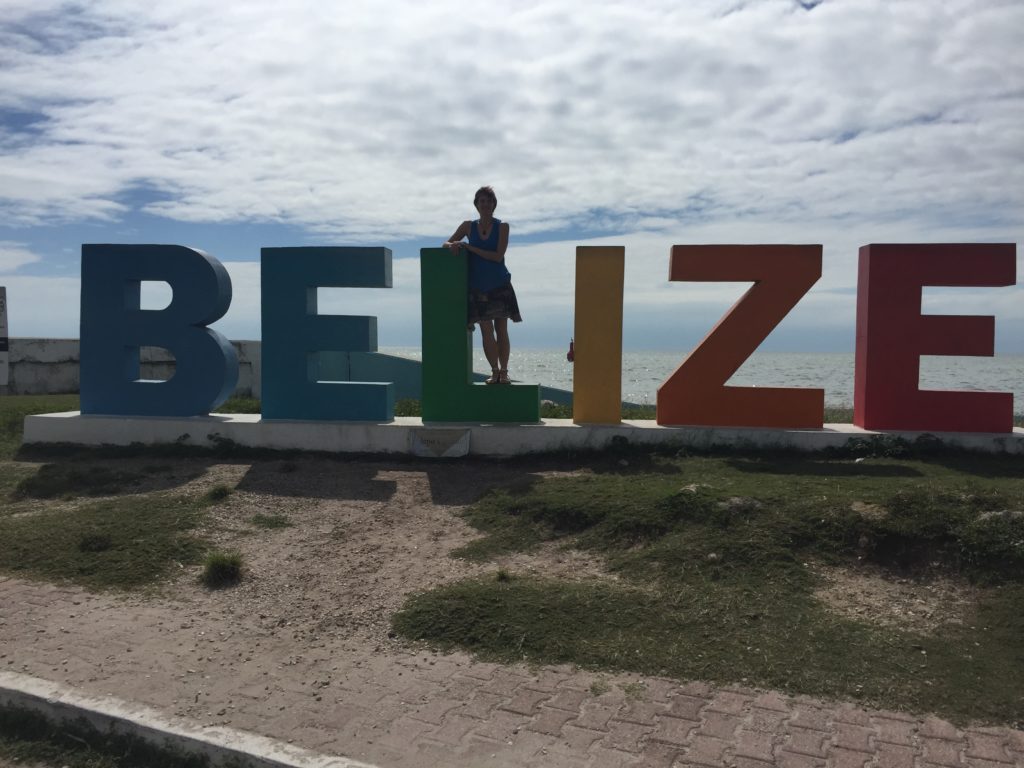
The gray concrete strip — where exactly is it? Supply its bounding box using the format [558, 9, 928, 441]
[0, 671, 379, 768]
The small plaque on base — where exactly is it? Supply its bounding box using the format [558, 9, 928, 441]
[410, 428, 470, 458]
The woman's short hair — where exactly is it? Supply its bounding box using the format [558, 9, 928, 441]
[474, 186, 497, 207]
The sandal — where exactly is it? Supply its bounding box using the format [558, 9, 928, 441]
[498, 369, 511, 384]
[485, 368, 500, 385]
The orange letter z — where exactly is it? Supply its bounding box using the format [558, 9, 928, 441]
[657, 244, 824, 429]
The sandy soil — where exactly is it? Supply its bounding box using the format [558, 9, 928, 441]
[8, 454, 981, 652]
[58, 456, 980, 643]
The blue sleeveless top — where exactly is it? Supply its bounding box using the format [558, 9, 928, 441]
[467, 218, 511, 292]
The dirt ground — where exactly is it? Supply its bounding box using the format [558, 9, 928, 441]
[129, 457, 982, 644]
[10, 455, 984, 669]
[186, 458, 609, 650]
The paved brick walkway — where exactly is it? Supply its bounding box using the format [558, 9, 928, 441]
[1, 576, 1021, 768]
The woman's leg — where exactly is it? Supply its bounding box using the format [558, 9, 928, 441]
[495, 318, 510, 381]
[495, 315, 512, 370]
[479, 320, 500, 376]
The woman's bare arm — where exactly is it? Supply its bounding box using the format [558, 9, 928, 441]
[442, 221, 471, 250]
[463, 222, 509, 262]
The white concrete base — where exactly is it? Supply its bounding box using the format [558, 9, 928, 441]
[22, 411, 1024, 455]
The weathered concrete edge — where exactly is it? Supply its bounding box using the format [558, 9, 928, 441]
[22, 412, 1024, 455]
[0, 671, 378, 768]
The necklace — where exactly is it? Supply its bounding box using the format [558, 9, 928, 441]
[478, 220, 492, 238]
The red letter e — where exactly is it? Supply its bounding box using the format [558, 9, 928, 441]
[853, 243, 1015, 433]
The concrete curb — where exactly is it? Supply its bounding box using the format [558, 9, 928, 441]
[0, 671, 379, 768]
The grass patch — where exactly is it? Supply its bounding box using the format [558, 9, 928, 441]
[201, 551, 243, 588]
[0, 394, 80, 460]
[824, 406, 853, 423]
[541, 402, 571, 418]
[250, 513, 292, 529]
[622, 404, 656, 420]
[0, 704, 249, 767]
[0, 494, 208, 590]
[455, 456, 1024, 583]
[12, 463, 148, 499]
[396, 452, 1024, 724]
[395, 398, 421, 416]
[0, 462, 37, 502]
[10, 461, 202, 501]
[214, 396, 261, 414]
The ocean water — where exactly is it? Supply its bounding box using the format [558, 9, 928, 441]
[381, 347, 1024, 410]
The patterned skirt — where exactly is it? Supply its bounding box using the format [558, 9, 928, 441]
[468, 282, 523, 325]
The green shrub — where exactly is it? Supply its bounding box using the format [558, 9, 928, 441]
[201, 551, 242, 588]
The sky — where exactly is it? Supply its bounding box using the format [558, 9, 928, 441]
[1, 0, 1022, 354]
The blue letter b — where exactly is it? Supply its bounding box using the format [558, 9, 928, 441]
[80, 244, 238, 416]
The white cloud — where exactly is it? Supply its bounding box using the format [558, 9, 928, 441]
[0, 242, 42, 273]
[0, 0, 1021, 239]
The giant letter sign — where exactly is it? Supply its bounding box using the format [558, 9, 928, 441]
[658, 245, 824, 428]
[573, 246, 625, 424]
[80, 244, 237, 416]
[420, 248, 540, 422]
[853, 243, 1015, 433]
[261, 247, 394, 421]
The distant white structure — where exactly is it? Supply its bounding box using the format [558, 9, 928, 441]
[4, 338, 262, 398]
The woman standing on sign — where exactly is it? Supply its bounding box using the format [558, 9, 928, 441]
[443, 186, 522, 384]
